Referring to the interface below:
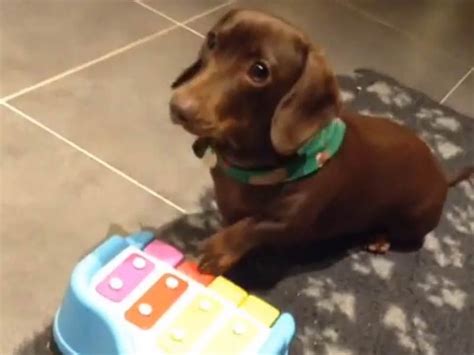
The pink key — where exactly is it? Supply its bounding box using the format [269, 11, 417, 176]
[96, 253, 155, 302]
[144, 240, 184, 266]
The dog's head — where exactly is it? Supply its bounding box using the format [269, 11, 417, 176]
[170, 9, 340, 163]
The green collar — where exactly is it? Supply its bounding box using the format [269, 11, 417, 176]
[201, 118, 346, 185]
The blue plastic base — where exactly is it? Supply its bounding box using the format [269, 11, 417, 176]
[53, 232, 295, 354]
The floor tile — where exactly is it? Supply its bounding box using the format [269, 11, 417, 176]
[444, 70, 474, 118]
[10, 28, 210, 212]
[188, 0, 468, 101]
[186, 2, 233, 33]
[345, 0, 474, 66]
[0, 0, 172, 97]
[0, 105, 179, 354]
[143, 0, 227, 21]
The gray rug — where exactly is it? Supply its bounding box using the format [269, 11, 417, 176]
[16, 69, 473, 355]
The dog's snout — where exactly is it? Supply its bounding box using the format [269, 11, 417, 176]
[170, 95, 198, 124]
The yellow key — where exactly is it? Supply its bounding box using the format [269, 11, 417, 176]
[239, 295, 280, 326]
[201, 313, 261, 354]
[207, 276, 247, 305]
[157, 293, 223, 353]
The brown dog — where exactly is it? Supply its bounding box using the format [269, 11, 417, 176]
[169, 9, 473, 274]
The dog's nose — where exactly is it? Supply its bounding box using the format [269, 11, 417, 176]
[170, 95, 198, 124]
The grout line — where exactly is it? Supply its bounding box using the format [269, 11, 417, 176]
[0, 1, 236, 215]
[335, 0, 469, 67]
[1, 26, 178, 102]
[439, 67, 473, 104]
[134, 0, 205, 38]
[1, 0, 234, 103]
[335, 0, 405, 36]
[181, 0, 236, 25]
[2, 102, 188, 214]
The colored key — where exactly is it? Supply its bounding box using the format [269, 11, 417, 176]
[201, 313, 261, 354]
[208, 276, 247, 305]
[144, 240, 184, 266]
[125, 273, 188, 329]
[157, 292, 223, 353]
[177, 261, 215, 285]
[239, 295, 280, 327]
[96, 253, 154, 302]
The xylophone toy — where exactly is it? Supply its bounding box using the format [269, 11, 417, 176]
[53, 232, 296, 354]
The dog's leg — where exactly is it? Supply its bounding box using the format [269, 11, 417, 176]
[198, 218, 257, 274]
[199, 185, 335, 274]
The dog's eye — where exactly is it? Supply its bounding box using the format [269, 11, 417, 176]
[248, 61, 270, 83]
[207, 32, 217, 50]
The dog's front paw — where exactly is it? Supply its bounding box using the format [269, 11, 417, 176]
[198, 232, 243, 275]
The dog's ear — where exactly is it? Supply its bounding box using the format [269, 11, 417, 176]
[171, 59, 202, 89]
[270, 46, 340, 155]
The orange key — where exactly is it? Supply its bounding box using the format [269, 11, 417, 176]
[125, 273, 188, 329]
[177, 261, 215, 286]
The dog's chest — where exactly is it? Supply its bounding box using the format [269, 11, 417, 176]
[210, 168, 281, 224]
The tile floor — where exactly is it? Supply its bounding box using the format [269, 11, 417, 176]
[0, 0, 472, 353]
